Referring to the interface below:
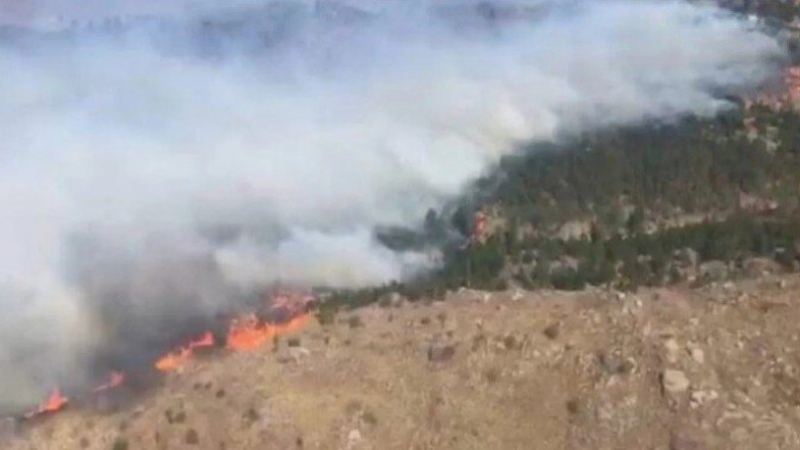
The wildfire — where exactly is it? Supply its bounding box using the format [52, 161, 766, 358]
[92, 371, 126, 393]
[20, 290, 315, 420]
[24, 388, 68, 418]
[154, 331, 215, 371]
[226, 312, 309, 351]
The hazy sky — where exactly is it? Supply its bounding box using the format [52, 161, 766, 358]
[0, 0, 274, 23]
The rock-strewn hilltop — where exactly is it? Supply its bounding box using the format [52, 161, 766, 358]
[5, 274, 800, 450]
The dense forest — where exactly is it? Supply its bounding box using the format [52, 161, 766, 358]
[315, 100, 800, 319]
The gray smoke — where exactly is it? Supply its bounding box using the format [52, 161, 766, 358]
[0, 0, 785, 412]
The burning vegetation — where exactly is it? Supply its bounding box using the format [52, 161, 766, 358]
[16, 290, 315, 420]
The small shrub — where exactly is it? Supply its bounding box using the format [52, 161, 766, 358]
[287, 337, 301, 347]
[420, 316, 431, 326]
[471, 333, 487, 351]
[348, 315, 363, 328]
[185, 428, 200, 445]
[345, 399, 363, 415]
[215, 388, 226, 398]
[79, 437, 90, 449]
[315, 303, 339, 325]
[436, 312, 447, 326]
[503, 334, 519, 350]
[245, 407, 260, 422]
[485, 368, 500, 383]
[173, 411, 187, 423]
[543, 323, 560, 340]
[362, 410, 378, 426]
[566, 398, 581, 415]
[111, 437, 129, 450]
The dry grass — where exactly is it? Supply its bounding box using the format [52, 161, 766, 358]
[6, 275, 800, 449]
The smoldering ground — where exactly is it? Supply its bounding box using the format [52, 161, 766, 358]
[0, 0, 786, 413]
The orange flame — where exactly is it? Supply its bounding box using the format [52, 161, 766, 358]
[226, 312, 309, 351]
[154, 331, 215, 371]
[92, 371, 125, 393]
[24, 387, 68, 418]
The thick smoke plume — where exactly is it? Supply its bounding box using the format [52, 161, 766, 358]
[0, 0, 785, 412]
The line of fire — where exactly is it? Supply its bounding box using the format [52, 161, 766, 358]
[16, 290, 316, 421]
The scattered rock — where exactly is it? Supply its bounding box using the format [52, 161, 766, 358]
[662, 369, 690, 394]
[598, 352, 635, 376]
[690, 390, 718, 409]
[346, 429, 362, 450]
[277, 346, 310, 363]
[689, 347, 705, 365]
[664, 338, 681, 364]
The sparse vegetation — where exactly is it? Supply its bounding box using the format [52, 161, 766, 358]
[503, 334, 520, 350]
[485, 368, 500, 383]
[245, 407, 260, 422]
[348, 315, 364, 329]
[111, 437, 129, 450]
[287, 337, 301, 347]
[345, 399, 363, 415]
[566, 398, 581, 415]
[165, 408, 187, 424]
[185, 428, 200, 445]
[362, 409, 378, 426]
[543, 323, 560, 340]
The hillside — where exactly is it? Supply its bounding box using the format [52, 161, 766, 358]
[356, 96, 800, 307]
[4, 274, 800, 450]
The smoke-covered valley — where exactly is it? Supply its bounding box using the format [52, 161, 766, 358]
[0, 0, 787, 412]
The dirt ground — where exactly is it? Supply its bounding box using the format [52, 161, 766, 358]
[4, 274, 800, 450]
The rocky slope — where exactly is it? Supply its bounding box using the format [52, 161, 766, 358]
[4, 274, 800, 450]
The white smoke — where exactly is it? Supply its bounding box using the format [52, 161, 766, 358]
[0, 0, 785, 411]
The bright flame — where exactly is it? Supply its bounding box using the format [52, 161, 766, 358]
[225, 312, 308, 351]
[154, 331, 215, 371]
[92, 371, 125, 393]
[22, 293, 314, 418]
[24, 388, 68, 418]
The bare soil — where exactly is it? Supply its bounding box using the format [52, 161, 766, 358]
[5, 274, 800, 450]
